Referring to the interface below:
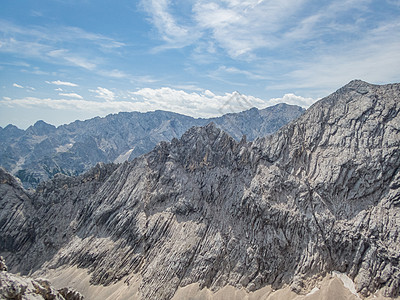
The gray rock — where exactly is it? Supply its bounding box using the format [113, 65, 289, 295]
[0, 256, 7, 271]
[0, 104, 304, 188]
[0, 80, 399, 299]
[0, 258, 84, 300]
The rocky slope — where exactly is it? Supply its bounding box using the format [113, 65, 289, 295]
[0, 256, 84, 300]
[0, 80, 399, 300]
[0, 103, 304, 189]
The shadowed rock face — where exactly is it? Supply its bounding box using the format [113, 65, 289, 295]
[0, 80, 399, 299]
[0, 104, 304, 188]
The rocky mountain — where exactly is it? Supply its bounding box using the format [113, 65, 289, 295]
[0, 80, 399, 300]
[0, 103, 304, 188]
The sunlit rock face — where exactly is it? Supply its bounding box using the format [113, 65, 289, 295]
[0, 80, 399, 299]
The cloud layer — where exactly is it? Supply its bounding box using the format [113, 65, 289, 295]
[1, 86, 315, 123]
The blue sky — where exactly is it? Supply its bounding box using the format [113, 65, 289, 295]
[1, 0, 399, 128]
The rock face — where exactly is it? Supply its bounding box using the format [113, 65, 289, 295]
[0, 80, 399, 299]
[0, 104, 304, 188]
[0, 257, 84, 300]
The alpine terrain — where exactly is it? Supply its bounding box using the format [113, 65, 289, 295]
[0, 80, 399, 300]
[0, 103, 304, 189]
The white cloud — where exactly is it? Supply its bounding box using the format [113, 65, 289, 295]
[0, 20, 125, 51]
[203, 89, 215, 97]
[214, 66, 268, 80]
[269, 94, 316, 107]
[142, 0, 309, 57]
[0, 96, 126, 112]
[46, 80, 78, 87]
[140, 0, 399, 72]
[0, 20, 120, 71]
[13, 83, 24, 88]
[47, 49, 96, 70]
[1, 87, 315, 122]
[130, 87, 266, 117]
[60, 26, 125, 50]
[91, 87, 115, 102]
[59, 93, 83, 99]
[272, 20, 400, 94]
[140, 0, 199, 49]
[97, 69, 130, 79]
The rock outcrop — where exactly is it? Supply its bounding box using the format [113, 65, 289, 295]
[0, 257, 84, 300]
[0, 80, 399, 299]
[0, 104, 304, 188]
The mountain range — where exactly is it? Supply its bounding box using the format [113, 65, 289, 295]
[0, 80, 399, 300]
[0, 103, 304, 188]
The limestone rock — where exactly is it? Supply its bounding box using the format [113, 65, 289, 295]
[0, 80, 399, 299]
[0, 258, 84, 300]
[0, 256, 7, 271]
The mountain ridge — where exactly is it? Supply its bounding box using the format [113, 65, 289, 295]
[0, 103, 305, 188]
[0, 80, 399, 299]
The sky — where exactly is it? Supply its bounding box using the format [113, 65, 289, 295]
[0, 0, 399, 129]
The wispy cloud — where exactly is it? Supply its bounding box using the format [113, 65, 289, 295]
[12, 83, 35, 90]
[97, 69, 131, 79]
[272, 20, 400, 94]
[140, 0, 199, 49]
[142, 0, 309, 57]
[47, 49, 97, 70]
[213, 66, 268, 80]
[143, 0, 400, 80]
[46, 80, 79, 87]
[59, 92, 83, 99]
[0, 19, 123, 72]
[91, 87, 116, 102]
[192, 0, 302, 57]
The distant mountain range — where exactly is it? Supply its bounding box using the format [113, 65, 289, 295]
[0, 103, 304, 188]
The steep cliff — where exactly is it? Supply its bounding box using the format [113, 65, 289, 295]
[0, 80, 399, 299]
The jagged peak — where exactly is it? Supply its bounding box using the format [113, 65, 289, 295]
[26, 120, 56, 135]
[0, 167, 23, 189]
[345, 79, 370, 86]
[180, 122, 229, 144]
[147, 122, 244, 171]
[3, 124, 23, 132]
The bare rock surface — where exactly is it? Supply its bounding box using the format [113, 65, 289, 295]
[0, 80, 399, 299]
[0, 257, 84, 300]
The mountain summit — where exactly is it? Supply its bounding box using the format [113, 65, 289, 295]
[0, 80, 399, 300]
